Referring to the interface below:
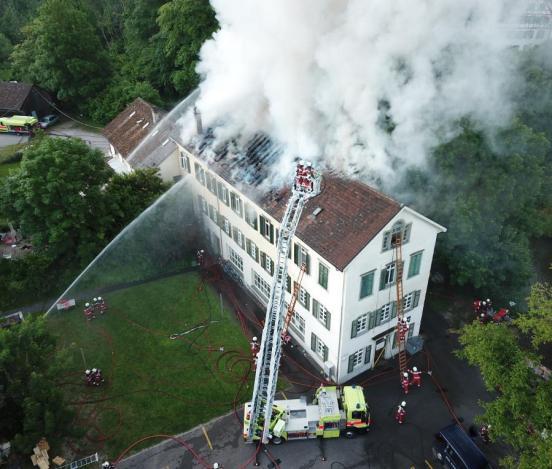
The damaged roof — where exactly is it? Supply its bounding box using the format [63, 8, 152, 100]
[187, 130, 402, 270]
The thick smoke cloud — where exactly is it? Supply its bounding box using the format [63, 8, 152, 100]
[192, 0, 525, 187]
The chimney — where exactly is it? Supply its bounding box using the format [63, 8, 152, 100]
[193, 106, 203, 135]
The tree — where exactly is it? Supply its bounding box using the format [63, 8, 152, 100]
[0, 317, 73, 452]
[516, 280, 552, 349]
[0, 136, 114, 264]
[457, 289, 552, 468]
[156, 0, 218, 96]
[403, 119, 550, 300]
[10, 0, 109, 108]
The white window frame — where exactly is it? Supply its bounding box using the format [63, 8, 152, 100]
[179, 152, 190, 172]
[290, 311, 305, 339]
[261, 218, 272, 240]
[383, 262, 396, 287]
[229, 248, 243, 272]
[380, 303, 392, 322]
[315, 336, 326, 359]
[230, 192, 243, 217]
[403, 292, 414, 311]
[253, 270, 271, 300]
[217, 182, 229, 205]
[245, 204, 258, 229]
[223, 218, 231, 236]
[198, 196, 208, 215]
[351, 349, 364, 368]
[298, 287, 309, 309]
[356, 313, 368, 335]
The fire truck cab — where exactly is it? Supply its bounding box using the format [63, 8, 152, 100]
[243, 385, 370, 444]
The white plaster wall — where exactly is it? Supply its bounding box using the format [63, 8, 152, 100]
[157, 149, 181, 182]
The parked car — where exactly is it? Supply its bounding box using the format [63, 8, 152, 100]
[39, 114, 59, 128]
[433, 424, 492, 469]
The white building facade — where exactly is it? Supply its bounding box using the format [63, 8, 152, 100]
[174, 141, 445, 384]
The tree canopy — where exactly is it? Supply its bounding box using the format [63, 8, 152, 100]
[0, 317, 73, 452]
[458, 283, 552, 468]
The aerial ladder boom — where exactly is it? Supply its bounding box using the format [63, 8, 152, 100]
[246, 162, 321, 444]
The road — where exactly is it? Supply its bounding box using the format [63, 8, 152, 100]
[116, 286, 512, 469]
[0, 134, 29, 148]
[47, 119, 109, 155]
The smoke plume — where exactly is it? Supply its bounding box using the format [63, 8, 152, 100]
[192, 0, 525, 187]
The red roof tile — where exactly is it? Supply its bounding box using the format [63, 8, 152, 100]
[261, 174, 402, 270]
[102, 98, 166, 158]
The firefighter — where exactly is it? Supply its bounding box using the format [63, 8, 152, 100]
[84, 369, 92, 386]
[479, 312, 488, 324]
[398, 319, 409, 341]
[473, 299, 482, 315]
[250, 336, 260, 357]
[401, 372, 410, 394]
[98, 296, 107, 314]
[480, 424, 491, 443]
[196, 249, 205, 266]
[409, 366, 422, 387]
[102, 462, 114, 469]
[395, 401, 407, 424]
[84, 302, 95, 320]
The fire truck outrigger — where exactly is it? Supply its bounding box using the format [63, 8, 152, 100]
[243, 162, 371, 445]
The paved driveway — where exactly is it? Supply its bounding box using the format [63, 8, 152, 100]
[47, 119, 109, 155]
[0, 134, 29, 148]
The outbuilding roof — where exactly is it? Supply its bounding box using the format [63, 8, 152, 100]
[103, 98, 167, 159]
[0, 82, 33, 112]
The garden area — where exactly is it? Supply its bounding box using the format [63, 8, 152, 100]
[46, 271, 252, 457]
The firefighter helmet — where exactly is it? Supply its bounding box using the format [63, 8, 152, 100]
[403, 372, 409, 378]
[98, 296, 102, 301]
[401, 401, 406, 407]
[412, 367, 418, 372]
[85, 369, 91, 375]
[85, 303, 90, 307]
[486, 298, 491, 302]
[252, 336, 257, 342]
[92, 368, 97, 373]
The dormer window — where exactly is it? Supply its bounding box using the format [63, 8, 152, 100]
[382, 220, 412, 251]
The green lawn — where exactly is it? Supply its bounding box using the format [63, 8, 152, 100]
[0, 162, 19, 178]
[47, 272, 252, 457]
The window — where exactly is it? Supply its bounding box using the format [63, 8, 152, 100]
[179, 152, 190, 172]
[313, 299, 331, 330]
[290, 311, 305, 340]
[206, 172, 217, 195]
[198, 195, 208, 215]
[246, 239, 259, 262]
[245, 204, 258, 230]
[318, 262, 329, 289]
[408, 322, 415, 338]
[217, 181, 229, 206]
[311, 333, 328, 361]
[348, 349, 364, 372]
[382, 220, 412, 251]
[232, 227, 245, 249]
[294, 243, 311, 274]
[222, 217, 231, 236]
[229, 248, 243, 272]
[208, 204, 217, 223]
[359, 270, 375, 299]
[260, 252, 274, 275]
[403, 290, 421, 311]
[230, 192, 243, 217]
[380, 302, 392, 322]
[351, 313, 369, 338]
[408, 251, 423, 278]
[253, 271, 271, 300]
[259, 215, 274, 243]
[194, 162, 205, 185]
[379, 261, 401, 290]
[297, 284, 311, 311]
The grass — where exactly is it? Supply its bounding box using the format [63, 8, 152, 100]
[0, 142, 27, 164]
[0, 161, 20, 178]
[47, 272, 252, 457]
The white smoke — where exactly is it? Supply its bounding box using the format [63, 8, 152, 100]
[192, 0, 526, 186]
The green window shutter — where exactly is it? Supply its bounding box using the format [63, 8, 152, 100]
[348, 354, 355, 373]
[403, 223, 412, 243]
[368, 311, 377, 330]
[269, 224, 274, 244]
[379, 269, 386, 290]
[246, 239, 251, 253]
[293, 244, 299, 264]
[275, 229, 279, 244]
[364, 345, 372, 364]
[382, 231, 391, 250]
[310, 333, 316, 352]
[305, 253, 311, 274]
[260, 252, 266, 269]
[323, 345, 328, 362]
[351, 319, 358, 338]
[391, 302, 397, 319]
[375, 309, 382, 326]
[325, 311, 331, 330]
[313, 299, 319, 317]
[259, 215, 266, 236]
[305, 292, 311, 311]
[413, 290, 421, 308]
[286, 275, 291, 293]
[270, 261, 274, 276]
